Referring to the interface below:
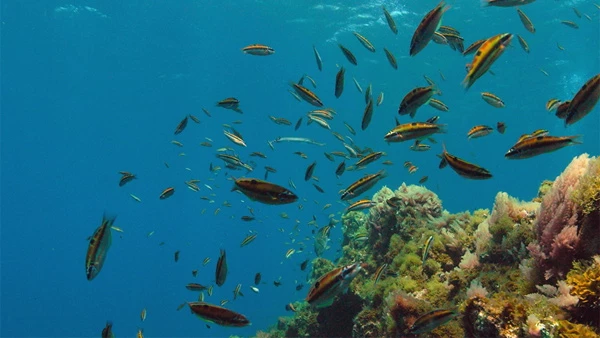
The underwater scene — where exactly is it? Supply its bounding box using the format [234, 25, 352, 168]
[1, 0, 599, 337]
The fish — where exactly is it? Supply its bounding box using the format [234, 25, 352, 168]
[313, 183, 324, 193]
[101, 321, 114, 338]
[215, 249, 227, 287]
[365, 84, 372, 104]
[285, 248, 296, 258]
[419, 176, 429, 184]
[383, 48, 398, 69]
[306, 263, 364, 308]
[555, 100, 572, 119]
[384, 122, 446, 143]
[338, 44, 357, 65]
[517, 35, 530, 53]
[85, 214, 115, 281]
[516, 8, 535, 33]
[118, 171, 136, 187]
[505, 135, 581, 159]
[467, 125, 494, 139]
[438, 144, 492, 179]
[140, 308, 147, 322]
[408, 165, 419, 174]
[240, 233, 257, 247]
[335, 67, 345, 98]
[305, 161, 317, 181]
[286, 303, 297, 312]
[428, 98, 449, 112]
[561, 20, 579, 29]
[353, 77, 363, 93]
[174, 250, 180, 262]
[340, 170, 387, 200]
[186, 283, 208, 291]
[335, 161, 346, 178]
[409, 1, 450, 56]
[353, 32, 375, 52]
[483, 0, 536, 6]
[250, 286, 259, 293]
[300, 259, 309, 271]
[398, 86, 439, 118]
[129, 194, 142, 202]
[241, 44, 275, 56]
[497, 122, 506, 134]
[422, 235, 434, 266]
[361, 98, 374, 130]
[269, 116, 292, 126]
[481, 92, 505, 108]
[313, 45, 322, 71]
[382, 6, 398, 34]
[233, 283, 243, 300]
[189, 114, 200, 124]
[463, 33, 513, 90]
[463, 39, 486, 56]
[294, 118, 302, 131]
[564, 74, 600, 126]
[345, 199, 377, 213]
[216, 97, 243, 113]
[546, 98, 561, 112]
[355, 151, 385, 168]
[203, 257, 211, 266]
[174, 116, 189, 135]
[409, 309, 458, 334]
[137, 329, 144, 338]
[373, 263, 388, 285]
[187, 302, 250, 327]
[232, 178, 298, 205]
[241, 215, 255, 222]
[254, 272, 262, 285]
[223, 130, 247, 147]
[377, 92, 384, 106]
[159, 187, 175, 199]
[410, 140, 431, 152]
[290, 82, 324, 107]
[432, 32, 448, 45]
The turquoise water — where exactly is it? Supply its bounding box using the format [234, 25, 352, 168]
[1, 1, 598, 337]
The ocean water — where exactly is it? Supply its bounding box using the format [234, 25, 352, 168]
[1, 1, 598, 337]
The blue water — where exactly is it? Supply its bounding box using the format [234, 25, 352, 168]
[1, 1, 598, 337]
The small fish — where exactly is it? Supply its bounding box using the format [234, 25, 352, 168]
[517, 34, 530, 53]
[352, 77, 363, 94]
[467, 125, 494, 139]
[240, 233, 257, 247]
[561, 20, 579, 29]
[306, 263, 364, 308]
[159, 187, 175, 199]
[313, 183, 324, 193]
[376, 92, 385, 106]
[481, 92, 505, 108]
[313, 45, 322, 71]
[353, 32, 375, 52]
[174, 116, 189, 135]
[233, 283, 243, 300]
[516, 8, 535, 33]
[463, 39, 486, 56]
[428, 98, 449, 112]
[546, 98, 561, 112]
[305, 161, 317, 181]
[294, 118, 302, 131]
[497, 122, 506, 134]
[286, 303, 297, 312]
[335, 160, 347, 177]
[129, 194, 142, 203]
[203, 257, 211, 266]
[355, 151, 385, 168]
[422, 235, 434, 266]
[232, 178, 298, 205]
[140, 308, 147, 322]
[174, 250, 180, 262]
[410, 140, 431, 152]
[241, 44, 275, 56]
[564, 74, 600, 126]
[216, 97, 243, 113]
[285, 248, 296, 258]
[408, 165, 418, 174]
[409, 309, 458, 334]
[339, 44, 357, 65]
[101, 321, 114, 338]
[419, 176, 429, 184]
[118, 171, 136, 187]
[373, 263, 388, 285]
[202, 107, 212, 117]
[254, 272, 262, 285]
[290, 82, 324, 107]
[223, 130, 247, 147]
[250, 286, 259, 293]
[335, 67, 345, 98]
[384, 122, 446, 143]
[361, 98, 374, 130]
[345, 199, 377, 213]
[186, 283, 208, 291]
[463, 33, 513, 90]
[85, 214, 115, 281]
[398, 86, 439, 118]
[438, 144, 492, 179]
[540, 68, 550, 76]
[189, 114, 200, 124]
[340, 170, 387, 200]
[382, 6, 398, 34]
[215, 249, 228, 287]
[383, 48, 397, 69]
[300, 259, 309, 271]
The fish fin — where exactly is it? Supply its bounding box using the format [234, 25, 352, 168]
[568, 135, 583, 144]
[410, 110, 416, 118]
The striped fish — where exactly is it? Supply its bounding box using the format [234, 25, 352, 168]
[463, 33, 513, 90]
[306, 263, 364, 308]
[85, 214, 115, 281]
[438, 144, 492, 179]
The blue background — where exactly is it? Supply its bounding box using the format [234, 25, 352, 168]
[1, 1, 598, 337]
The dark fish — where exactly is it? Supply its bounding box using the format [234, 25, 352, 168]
[295, 118, 302, 131]
[159, 187, 175, 199]
[505, 135, 581, 159]
[241, 215, 255, 221]
[313, 45, 322, 71]
[463, 39, 486, 56]
[335, 67, 345, 98]
[118, 171, 136, 187]
[306, 263, 364, 308]
[300, 259, 309, 271]
[215, 249, 228, 287]
[313, 183, 324, 193]
[216, 97, 243, 113]
[305, 161, 317, 181]
[101, 321, 114, 338]
[341, 170, 387, 200]
[382, 6, 398, 34]
[438, 144, 492, 179]
[399, 86, 438, 118]
[564, 74, 600, 126]
[189, 114, 201, 124]
[254, 272, 261, 285]
[335, 161, 346, 178]
[383, 48, 398, 69]
[410, 1, 450, 56]
[85, 214, 115, 281]
[232, 178, 298, 205]
[361, 98, 374, 130]
[174, 116, 189, 135]
[186, 283, 208, 291]
[187, 302, 250, 327]
[409, 309, 458, 334]
[295, 284, 304, 291]
[174, 250, 180, 262]
[497, 122, 506, 134]
[338, 44, 357, 65]
[555, 100, 572, 119]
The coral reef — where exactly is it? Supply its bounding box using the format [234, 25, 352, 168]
[256, 154, 600, 338]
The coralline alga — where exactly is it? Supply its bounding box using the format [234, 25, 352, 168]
[256, 155, 599, 338]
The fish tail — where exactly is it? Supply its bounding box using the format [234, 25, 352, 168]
[102, 212, 117, 227]
[437, 124, 448, 133]
[568, 135, 583, 145]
